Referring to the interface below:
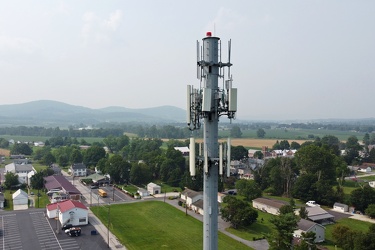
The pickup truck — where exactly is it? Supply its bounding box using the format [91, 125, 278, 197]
[306, 201, 320, 207]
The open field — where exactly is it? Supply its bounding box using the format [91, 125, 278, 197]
[0, 148, 10, 156]
[91, 201, 252, 250]
[193, 138, 308, 149]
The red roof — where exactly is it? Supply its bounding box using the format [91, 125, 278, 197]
[46, 200, 87, 212]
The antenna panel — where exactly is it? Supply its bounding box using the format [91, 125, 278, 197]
[228, 88, 237, 112]
[219, 144, 223, 175]
[202, 88, 212, 112]
[197, 41, 201, 79]
[187, 85, 191, 124]
[204, 147, 208, 173]
[189, 138, 196, 176]
[227, 138, 231, 177]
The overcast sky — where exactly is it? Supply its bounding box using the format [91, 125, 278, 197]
[1, 1, 374, 121]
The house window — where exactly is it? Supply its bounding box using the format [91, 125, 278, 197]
[79, 218, 86, 222]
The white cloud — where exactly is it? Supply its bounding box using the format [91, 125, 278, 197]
[81, 10, 123, 47]
[0, 35, 38, 54]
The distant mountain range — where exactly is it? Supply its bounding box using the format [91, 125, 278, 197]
[0, 100, 186, 127]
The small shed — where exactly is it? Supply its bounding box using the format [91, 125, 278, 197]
[0, 193, 4, 209]
[137, 188, 149, 197]
[333, 202, 349, 213]
[147, 182, 161, 195]
[12, 189, 28, 210]
[252, 197, 286, 215]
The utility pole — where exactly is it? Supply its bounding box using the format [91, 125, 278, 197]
[187, 32, 237, 250]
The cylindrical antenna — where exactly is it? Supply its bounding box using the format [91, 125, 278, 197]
[189, 137, 196, 176]
[219, 144, 223, 175]
[187, 85, 191, 125]
[204, 146, 208, 173]
[227, 138, 231, 177]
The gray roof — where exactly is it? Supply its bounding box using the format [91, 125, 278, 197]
[334, 202, 348, 208]
[253, 197, 288, 209]
[297, 218, 321, 231]
[309, 214, 334, 221]
[71, 163, 86, 170]
[182, 188, 202, 199]
[305, 206, 330, 216]
[192, 199, 204, 209]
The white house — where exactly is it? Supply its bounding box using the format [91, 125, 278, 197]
[137, 188, 149, 197]
[181, 188, 203, 207]
[147, 182, 161, 195]
[174, 146, 190, 156]
[294, 218, 325, 243]
[46, 200, 88, 226]
[70, 163, 87, 177]
[358, 166, 372, 173]
[12, 189, 28, 210]
[252, 197, 286, 215]
[333, 202, 349, 213]
[191, 199, 204, 215]
[5, 163, 36, 184]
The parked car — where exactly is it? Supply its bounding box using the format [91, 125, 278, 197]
[62, 223, 73, 230]
[65, 227, 81, 237]
[306, 201, 320, 207]
[90, 185, 99, 189]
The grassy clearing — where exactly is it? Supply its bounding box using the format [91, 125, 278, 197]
[226, 210, 274, 240]
[323, 218, 373, 250]
[91, 201, 252, 250]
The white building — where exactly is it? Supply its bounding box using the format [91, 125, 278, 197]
[333, 202, 349, 213]
[70, 163, 87, 177]
[147, 182, 161, 195]
[294, 218, 325, 243]
[46, 200, 88, 226]
[180, 188, 203, 207]
[5, 163, 36, 184]
[12, 189, 28, 210]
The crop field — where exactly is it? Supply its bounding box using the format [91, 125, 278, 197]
[194, 138, 308, 149]
[91, 201, 252, 250]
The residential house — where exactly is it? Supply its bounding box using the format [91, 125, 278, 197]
[5, 163, 36, 184]
[191, 199, 204, 215]
[13, 158, 31, 164]
[46, 200, 88, 227]
[174, 146, 190, 156]
[333, 202, 349, 213]
[248, 149, 258, 158]
[294, 218, 325, 243]
[34, 141, 45, 147]
[305, 206, 335, 225]
[10, 154, 25, 159]
[70, 163, 87, 177]
[252, 197, 287, 215]
[147, 182, 161, 195]
[181, 188, 203, 208]
[357, 165, 372, 173]
[12, 189, 28, 210]
[44, 175, 81, 201]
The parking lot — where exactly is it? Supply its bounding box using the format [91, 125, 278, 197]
[0, 209, 108, 250]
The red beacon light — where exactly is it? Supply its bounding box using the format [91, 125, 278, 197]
[206, 31, 212, 37]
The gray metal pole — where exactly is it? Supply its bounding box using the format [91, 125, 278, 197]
[203, 36, 219, 250]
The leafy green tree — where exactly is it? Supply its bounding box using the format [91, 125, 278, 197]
[332, 225, 356, 250]
[57, 154, 69, 167]
[365, 204, 375, 218]
[0, 138, 9, 148]
[269, 212, 298, 250]
[42, 152, 56, 166]
[350, 186, 375, 212]
[11, 143, 33, 155]
[106, 155, 131, 184]
[70, 149, 83, 164]
[130, 162, 152, 185]
[320, 135, 341, 156]
[279, 140, 290, 150]
[230, 126, 242, 138]
[344, 136, 362, 165]
[299, 206, 309, 219]
[363, 133, 370, 149]
[292, 174, 317, 202]
[294, 231, 317, 250]
[290, 141, 301, 150]
[235, 179, 262, 201]
[4, 172, 19, 189]
[253, 151, 263, 159]
[83, 145, 106, 167]
[221, 196, 258, 229]
[230, 145, 248, 160]
[256, 128, 266, 138]
[30, 169, 54, 189]
[279, 204, 294, 215]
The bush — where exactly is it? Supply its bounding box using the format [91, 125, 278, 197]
[178, 201, 183, 206]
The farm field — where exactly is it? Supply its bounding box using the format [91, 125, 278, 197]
[194, 138, 308, 149]
[91, 200, 252, 250]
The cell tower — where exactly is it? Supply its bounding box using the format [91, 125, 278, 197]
[187, 32, 237, 250]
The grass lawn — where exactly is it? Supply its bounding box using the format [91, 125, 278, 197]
[91, 200, 253, 250]
[226, 210, 275, 240]
[322, 217, 373, 250]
